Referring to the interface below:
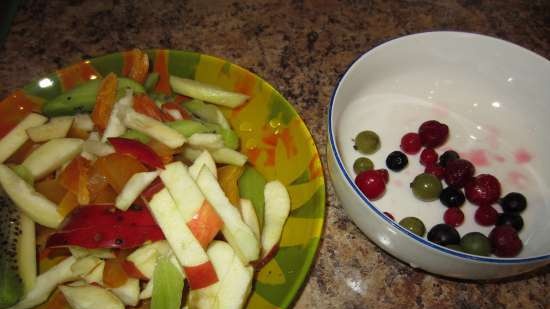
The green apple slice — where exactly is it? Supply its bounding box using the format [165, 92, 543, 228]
[188, 133, 224, 150]
[170, 76, 249, 108]
[182, 147, 247, 167]
[60, 284, 124, 309]
[127, 241, 171, 279]
[26, 116, 74, 142]
[261, 181, 291, 258]
[0, 164, 63, 228]
[123, 109, 186, 149]
[70, 256, 102, 277]
[0, 113, 47, 163]
[21, 138, 84, 180]
[73, 114, 94, 131]
[196, 168, 259, 263]
[82, 261, 104, 285]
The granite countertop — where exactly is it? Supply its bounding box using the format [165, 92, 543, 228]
[1, 0, 548, 308]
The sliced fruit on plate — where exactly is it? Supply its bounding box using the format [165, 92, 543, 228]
[188, 241, 254, 309]
[188, 133, 224, 150]
[182, 99, 230, 129]
[17, 212, 37, 293]
[68, 247, 115, 259]
[115, 170, 159, 211]
[0, 113, 47, 163]
[170, 76, 249, 108]
[261, 181, 291, 258]
[239, 199, 260, 241]
[147, 188, 218, 289]
[188, 150, 217, 180]
[26, 116, 74, 142]
[109, 278, 139, 307]
[73, 114, 94, 132]
[126, 241, 171, 280]
[101, 91, 133, 143]
[82, 260, 104, 285]
[109, 137, 164, 169]
[196, 167, 259, 264]
[159, 162, 205, 220]
[183, 147, 247, 167]
[21, 138, 84, 180]
[0, 164, 63, 228]
[151, 256, 184, 309]
[123, 109, 186, 149]
[8, 256, 77, 309]
[70, 256, 102, 277]
[59, 284, 124, 309]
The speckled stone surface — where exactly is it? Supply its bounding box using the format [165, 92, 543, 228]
[0, 0, 549, 308]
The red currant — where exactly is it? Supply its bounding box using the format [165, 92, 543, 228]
[373, 169, 389, 184]
[418, 120, 449, 148]
[474, 206, 498, 226]
[444, 159, 475, 188]
[465, 174, 501, 206]
[420, 148, 438, 166]
[443, 208, 465, 227]
[424, 164, 445, 179]
[383, 212, 395, 220]
[400, 132, 422, 154]
[355, 170, 386, 200]
[489, 225, 523, 257]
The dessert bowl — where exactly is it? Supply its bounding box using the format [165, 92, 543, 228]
[328, 31, 550, 279]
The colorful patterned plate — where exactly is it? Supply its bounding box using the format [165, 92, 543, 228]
[20, 50, 325, 308]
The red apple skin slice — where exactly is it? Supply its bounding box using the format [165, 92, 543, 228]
[184, 261, 219, 290]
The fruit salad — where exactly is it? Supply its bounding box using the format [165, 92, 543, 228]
[0, 49, 291, 309]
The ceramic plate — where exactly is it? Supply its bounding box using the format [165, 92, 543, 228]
[18, 50, 325, 308]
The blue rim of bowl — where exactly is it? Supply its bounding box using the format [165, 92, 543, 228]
[328, 31, 550, 264]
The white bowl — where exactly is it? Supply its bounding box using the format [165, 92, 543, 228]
[328, 31, 550, 279]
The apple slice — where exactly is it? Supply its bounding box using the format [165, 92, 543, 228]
[188, 150, 217, 180]
[26, 116, 74, 142]
[82, 260, 104, 285]
[101, 90, 133, 143]
[115, 170, 159, 211]
[59, 284, 124, 309]
[239, 199, 260, 241]
[71, 256, 102, 277]
[126, 241, 171, 279]
[261, 181, 290, 258]
[0, 113, 47, 163]
[17, 212, 36, 294]
[8, 256, 77, 309]
[74, 114, 94, 131]
[109, 278, 140, 306]
[159, 162, 204, 220]
[196, 168, 259, 264]
[169, 76, 249, 108]
[22, 138, 84, 180]
[182, 147, 247, 167]
[188, 241, 254, 309]
[82, 140, 115, 157]
[123, 109, 186, 149]
[139, 279, 154, 299]
[188, 133, 224, 150]
[0, 164, 63, 228]
[147, 188, 218, 289]
[69, 247, 115, 259]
